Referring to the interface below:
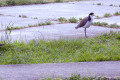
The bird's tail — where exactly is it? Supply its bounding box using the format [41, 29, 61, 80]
[75, 26, 78, 29]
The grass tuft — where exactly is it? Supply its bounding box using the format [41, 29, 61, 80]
[5, 21, 52, 30]
[109, 4, 113, 6]
[0, 0, 88, 6]
[6, 0, 16, 6]
[45, 21, 52, 25]
[110, 23, 120, 28]
[97, 3, 101, 5]
[0, 2, 3, 7]
[92, 22, 120, 28]
[55, 0, 63, 2]
[58, 17, 67, 23]
[42, 73, 120, 80]
[104, 13, 112, 17]
[92, 22, 108, 27]
[1, 31, 120, 64]
[68, 17, 78, 23]
[6, 26, 25, 30]
[16, 0, 46, 5]
[114, 11, 120, 16]
[38, 22, 45, 26]
[95, 15, 100, 19]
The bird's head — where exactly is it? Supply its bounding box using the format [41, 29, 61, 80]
[89, 12, 94, 16]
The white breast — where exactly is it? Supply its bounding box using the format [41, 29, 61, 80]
[83, 15, 93, 28]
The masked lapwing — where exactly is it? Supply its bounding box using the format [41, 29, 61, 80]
[75, 12, 94, 37]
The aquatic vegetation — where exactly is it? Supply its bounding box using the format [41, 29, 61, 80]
[110, 23, 120, 28]
[45, 21, 52, 25]
[92, 22, 120, 28]
[58, 17, 68, 23]
[5, 21, 52, 30]
[19, 15, 28, 18]
[92, 22, 108, 27]
[95, 15, 100, 19]
[68, 17, 78, 23]
[43, 73, 119, 80]
[6, 26, 25, 30]
[109, 4, 113, 6]
[104, 13, 112, 17]
[114, 11, 120, 16]
[97, 3, 101, 5]
[0, 0, 89, 6]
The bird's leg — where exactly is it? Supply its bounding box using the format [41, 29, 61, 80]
[84, 28, 87, 37]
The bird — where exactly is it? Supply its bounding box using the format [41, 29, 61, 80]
[75, 12, 94, 38]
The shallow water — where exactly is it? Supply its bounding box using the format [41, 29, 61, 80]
[0, 0, 119, 19]
[80, 0, 120, 6]
[94, 16, 120, 25]
[0, 0, 119, 41]
[0, 23, 120, 42]
[0, 16, 48, 29]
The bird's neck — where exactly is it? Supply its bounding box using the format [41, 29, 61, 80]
[88, 15, 93, 21]
[90, 15, 93, 20]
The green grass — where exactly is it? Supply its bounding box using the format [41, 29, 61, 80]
[42, 73, 119, 80]
[104, 13, 112, 17]
[58, 17, 68, 23]
[0, 2, 3, 6]
[6, 21, 52, 30]
[0, 0, 88, 6]
[92, 22, 120, 28]
[1, 31, 120, 64]
[68, 17, 78, 23]
[45, 21, 52, 25]
[6, 26, 25, 30]
[110, 23, 120, 28]
[2, 0, 47, 6]
[92, 22, 108, 27]
[114, 11, 120, 16]
[6, 0, 16, 6]
[58, 17, 78, 23]
[55, 0, 63, 2]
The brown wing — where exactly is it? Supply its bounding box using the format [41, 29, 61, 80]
[76, 17, 89, 29]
